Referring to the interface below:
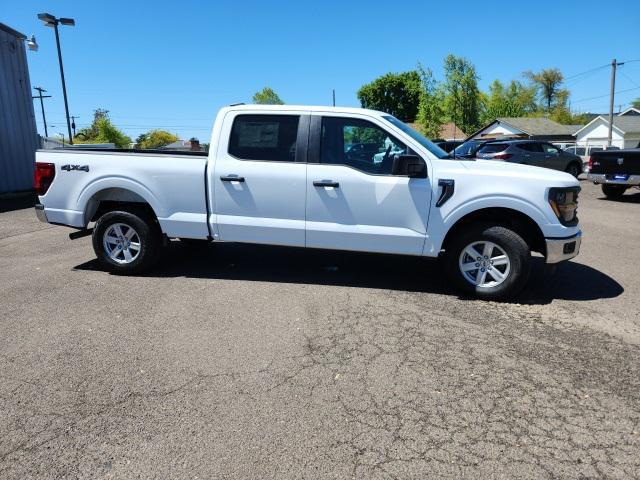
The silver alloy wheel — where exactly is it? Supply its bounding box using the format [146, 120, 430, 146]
[103, 223, 141, 264]
[458, 240, 511, 288]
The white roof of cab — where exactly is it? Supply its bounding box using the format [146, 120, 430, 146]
[223, 104, 390, 118]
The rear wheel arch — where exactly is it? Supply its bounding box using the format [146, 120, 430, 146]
[441, 207, 546, 256]
[84, 188, 160, 226]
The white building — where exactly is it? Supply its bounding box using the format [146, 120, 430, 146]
[574, 108, 640, 150]
[466, 117, 580, 146]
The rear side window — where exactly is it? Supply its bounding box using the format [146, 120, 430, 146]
[518, 143, 543, 152]
[477, 143, 507, 154]
[229, 115, 300, 161]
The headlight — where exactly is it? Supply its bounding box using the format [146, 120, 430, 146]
[549, 187, 580, 226]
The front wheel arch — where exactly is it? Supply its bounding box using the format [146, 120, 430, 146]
[441, 207, 546, 256]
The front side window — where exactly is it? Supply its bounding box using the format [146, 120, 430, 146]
[229, 114, 299, 161]
[320, 117, 408, 174]
[543, 144, 560, 155]
[382, 115, 449, 159]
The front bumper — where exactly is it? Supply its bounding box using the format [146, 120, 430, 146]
[588, 173, 640, 186]
[35, 203, 48, 223]
[545, 231, 581, 264]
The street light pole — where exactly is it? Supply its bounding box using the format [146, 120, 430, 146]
[52, 20, 73, 144]
[38, 13, 75, 145]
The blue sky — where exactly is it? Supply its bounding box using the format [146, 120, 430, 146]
[3, 0, 640, 140]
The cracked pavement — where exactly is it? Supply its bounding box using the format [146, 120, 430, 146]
[1, 181, 639, 478]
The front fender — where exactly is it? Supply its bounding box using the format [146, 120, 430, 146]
[425, 194, 564, 256]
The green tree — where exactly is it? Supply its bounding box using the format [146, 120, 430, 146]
[357, 70, 422, 121]
[441, 54, 482, 134]
[415, 65, 445, 138]
[74, 109, 131, 148]
[632, 98, 640, 109]
[135, 130, 180, 149]
[252, 87, 284, 105]
[524, 68, 567, 111]
[480, 79, 538, 124]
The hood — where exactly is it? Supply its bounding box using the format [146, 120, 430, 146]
[460, 159, 579, 187]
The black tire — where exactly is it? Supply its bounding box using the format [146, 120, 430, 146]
[444, 224, 531, 301]
[601, 184, 627, 198]
[565, 162, 582, 178]
[92, 210, 162, 274]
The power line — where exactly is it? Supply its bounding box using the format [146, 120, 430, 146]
[572, 86, 640, 104]
[564, 63, 610, 81]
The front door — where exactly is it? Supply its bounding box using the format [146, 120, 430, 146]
[213, 112, 309, 247]
[541, 143, 565, 170]
[305, 115, 432, 256]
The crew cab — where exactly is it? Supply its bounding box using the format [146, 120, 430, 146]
[34, 105, 582, 300]
[588, 148, 640, 198]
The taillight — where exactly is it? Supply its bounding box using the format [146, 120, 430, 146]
[588, 156, 593, 172]
[34, 162, 56, 196]
[493, 153, 513, 160]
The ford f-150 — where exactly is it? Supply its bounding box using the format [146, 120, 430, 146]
[34, 105, 582, 300]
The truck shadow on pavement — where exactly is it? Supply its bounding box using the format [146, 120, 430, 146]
[75, 241, 623, 305]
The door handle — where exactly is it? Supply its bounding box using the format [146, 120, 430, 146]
[220, 175, 245, 182]
[313, 180, 339, 188]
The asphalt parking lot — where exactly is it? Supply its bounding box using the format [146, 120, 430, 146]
[1, 181, 639, 479]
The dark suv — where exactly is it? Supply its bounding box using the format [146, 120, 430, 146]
[461, 139, 583, 177]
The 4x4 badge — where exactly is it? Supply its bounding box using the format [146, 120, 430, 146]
[61, 164, 89, 172]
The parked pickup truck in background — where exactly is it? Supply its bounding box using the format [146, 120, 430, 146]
[588, 148, 640, 198]
[34, 105, 582, 300]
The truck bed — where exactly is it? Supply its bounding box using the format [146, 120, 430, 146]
[35, 148, 210, 239]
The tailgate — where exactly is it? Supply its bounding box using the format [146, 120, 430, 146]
[590, 149, 640, 175]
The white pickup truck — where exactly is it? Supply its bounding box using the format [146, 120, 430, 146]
[34, 105, 582, 300]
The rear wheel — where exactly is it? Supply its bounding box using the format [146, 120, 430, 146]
[602, 184, 627, 198]
[444, 225, 531, 301]
[92, 210, 162, 274]
[565, 162, 581, 178]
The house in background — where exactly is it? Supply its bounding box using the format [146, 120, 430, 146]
[0, 23, 39, 194]
[574, 110, 640, 150]
[406, 121, 466, 141]
[158, 138, 203, 152]
[466, 117, 581, 147]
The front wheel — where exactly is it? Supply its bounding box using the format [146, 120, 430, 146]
[92, 210, 162, 274]
[601, 184, 627, 198]
[444, 225, 531, 301]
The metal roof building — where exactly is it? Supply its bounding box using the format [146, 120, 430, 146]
[0, 23, 39, 193]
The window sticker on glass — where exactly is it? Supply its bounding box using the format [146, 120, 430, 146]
[237, 121, 280, 148]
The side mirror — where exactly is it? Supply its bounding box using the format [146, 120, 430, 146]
[392, 154, 427, 178]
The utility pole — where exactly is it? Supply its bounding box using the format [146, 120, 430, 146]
[607, 59, 625, 147]
[70, 115, 79, 137]
[332, 89, 336, 107]
[32, 87, 51, 137]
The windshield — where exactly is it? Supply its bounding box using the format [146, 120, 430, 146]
[382, 116, 449, 159]
[453, 140, 482, 157]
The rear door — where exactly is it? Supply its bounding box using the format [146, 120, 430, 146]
[305, 114, 431, 255]
[212, 111, 310, 246]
